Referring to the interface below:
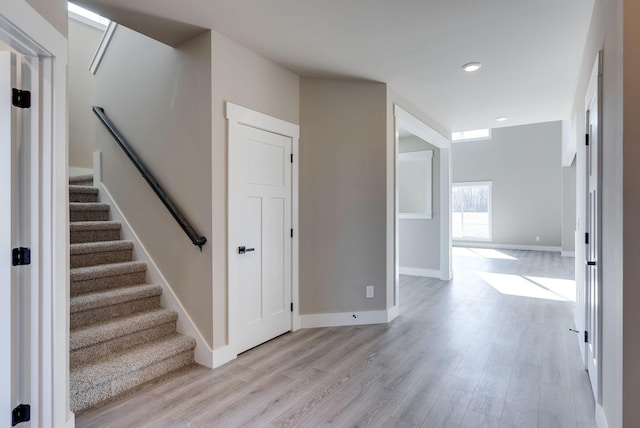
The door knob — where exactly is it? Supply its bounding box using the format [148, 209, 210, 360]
[238, 246, 255, 255]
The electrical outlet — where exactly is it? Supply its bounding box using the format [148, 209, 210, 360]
[366, 286, 374, 298]
[536, 236, 541, 242]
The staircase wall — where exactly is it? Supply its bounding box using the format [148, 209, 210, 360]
[94, 26, 214, 346]
[69, 18, 103, 169]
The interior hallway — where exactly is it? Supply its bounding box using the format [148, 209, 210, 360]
[76, 249, 595, 427]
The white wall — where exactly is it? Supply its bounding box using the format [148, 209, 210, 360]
[25, 0, 67, 35]
[452, 121, 563, 248]
[570, 0, 623, 426]
[399, 136, 440, 272]
[68, 18, 103, 169]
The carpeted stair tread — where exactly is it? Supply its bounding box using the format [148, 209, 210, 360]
[71, 261, 147, 282]
[69, 174, 94, 185]
[70, 202, 110, 222]
[69, 202, 110, 212]
[69, 186, 99, 203]
[70, 283, 162, 315]
[70, 308, 178, 350]
[70, 333, 195, 389]
[70, 240, 134, 268]
[70, 240, 134, 255]
[70, 221, 121, 232]
[69, 184, 98, 192]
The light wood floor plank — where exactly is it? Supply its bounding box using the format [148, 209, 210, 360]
[76, 249, 595, 427]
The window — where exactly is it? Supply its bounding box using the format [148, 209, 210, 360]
[452, 182, 492, 240]
[68, 3, 110, 29]
[398, 150, 433, 219]
[451, 128, 491, 143]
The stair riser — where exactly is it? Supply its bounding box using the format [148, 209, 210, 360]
[70, 350, 194, 412]
[71, 295, 161, 330]
[70, 179, 93, 186]
[69, 193, 98, 203]
[71, 271, 146, 296]
[71, 321, 177, 369]
[70, 210, 109, 222]
[69, 176, 93, 186]
[71, 249, 133, 269]
[71, 229, 121, 244]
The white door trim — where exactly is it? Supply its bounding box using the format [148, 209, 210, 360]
[584, 50, 603, 404]
[0, 2, 69, 427]
[393, 105, 452, 313]
[226, 102, 300, 358]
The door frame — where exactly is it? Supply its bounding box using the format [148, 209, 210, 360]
[392, 105, 452, 311]
[0, 3, 70, 427]
[226, 102, 300, 357]
[583, 50, 603, 403]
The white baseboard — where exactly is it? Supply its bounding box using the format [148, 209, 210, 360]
[64, 414, 75, 428]
[561, 251, 576, 257]
[300, 309, 394, 329]
[93, 151, 214, 368]
[387, 305, 399, 322]
[596, 403, 609, 428]
[211, 345, 237, 368]
[453, 242, 562, 252]
[399, 267, 441, 278]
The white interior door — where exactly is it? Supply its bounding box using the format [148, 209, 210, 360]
[585, 53, 602, 403]
[230, 123, 292, 354]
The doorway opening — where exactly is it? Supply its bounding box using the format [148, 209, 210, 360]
[393, 105, 451, 313]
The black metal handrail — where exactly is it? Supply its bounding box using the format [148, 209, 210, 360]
[92, 106, 207, 250]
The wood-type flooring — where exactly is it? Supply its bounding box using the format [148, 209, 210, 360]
[76, 248, 596, 428]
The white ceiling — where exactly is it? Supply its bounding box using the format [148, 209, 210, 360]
[74, 0, 595, 133]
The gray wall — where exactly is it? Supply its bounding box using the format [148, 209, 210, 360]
[300, 78, 387, 314]
[561, 160, 576, 253]
[452, 121, 562, 248]
[68, 18, 103, 169]
[210, 30, 300, 347]
[399, 136, 440, 271]
[26, 0, 67, 35]
[94, 26, 214, 345]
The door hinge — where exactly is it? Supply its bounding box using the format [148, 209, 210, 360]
[12, 89, 31, 109]
[290, 228, 293, 238]
[12, 404, 30, 426]
[12, 247, 31, 266]
[585, 133, 589, 146]
[584, 331, 589, 343]
[290, 153, 294, 163]
[585, 233, 589, 245]
[290, 302, 293, 312]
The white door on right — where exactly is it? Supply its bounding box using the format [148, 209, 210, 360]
[585, 52, 602, 404]
[230, 123, 292, 354]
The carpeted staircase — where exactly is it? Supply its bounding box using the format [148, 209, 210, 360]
[69, 174, 196, 412]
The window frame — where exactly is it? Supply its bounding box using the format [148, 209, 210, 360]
[451, 128, 492, 143]
[452, 181, 493, 241]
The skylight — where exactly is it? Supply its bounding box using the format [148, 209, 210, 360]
[451, 128, 491, 143]
[68, 3, 110, 29]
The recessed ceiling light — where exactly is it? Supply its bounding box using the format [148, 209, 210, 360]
[496, 116, 509, 122]
[462, 62, 482, 72]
